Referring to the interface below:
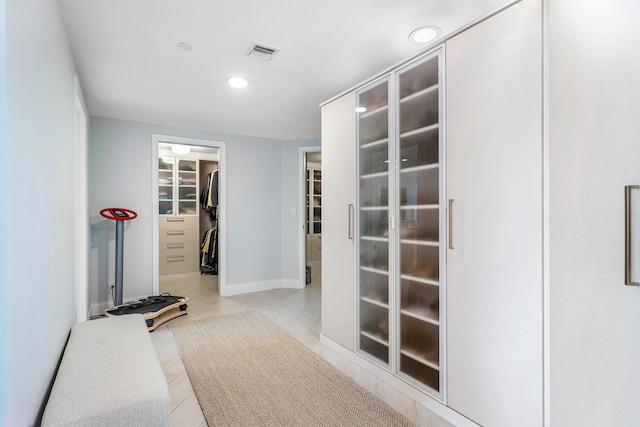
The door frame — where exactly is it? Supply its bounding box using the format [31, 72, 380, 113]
[298, 146, 321, 288]
[151, 134, 227, 295]
[74, 76, 90, 323]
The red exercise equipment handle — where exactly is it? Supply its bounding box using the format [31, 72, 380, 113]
[100, 208, 138, 221]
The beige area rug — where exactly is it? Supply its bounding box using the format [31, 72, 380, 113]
[170, 311, 416, 427]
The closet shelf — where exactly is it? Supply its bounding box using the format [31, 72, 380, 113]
[400, 348, 439, 371]
[400, 123, 439, 139]
[361, 138, 389, 150]
[361, 296, 389, 309]
[360, 104, 389, 119]
[399, 84, 439, 104]
[360, 330, 389, 346]
[400, 307, 439, 326]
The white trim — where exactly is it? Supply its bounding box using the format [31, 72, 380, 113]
[299, 146, 321, 289]
[74, 75, 89, 324]
[151, 134, 227, 296]
[222, 279, 300, 297]
[319, 333, 479, 427]
[319, 0, 522, 108]
[541, 0, 551, 425]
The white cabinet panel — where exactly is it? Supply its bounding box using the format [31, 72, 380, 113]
[445, 0, 543, 425]
[321, 91, 357, 351]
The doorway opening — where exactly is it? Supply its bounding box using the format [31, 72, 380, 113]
[299, 147, 321, 288]
[152, 135, 227, 297]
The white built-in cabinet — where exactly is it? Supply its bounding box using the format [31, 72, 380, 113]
[321, 0, 542, 425]
[158, 156, 200, 275]
[321, 91, 357, 351]
[445, 0, 542, 425]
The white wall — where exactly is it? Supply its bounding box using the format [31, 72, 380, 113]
[549, 0, 640, 425]
[0, 1, 5, 423]
[89, 117, 319, 308]
[5, 0, 78, 425]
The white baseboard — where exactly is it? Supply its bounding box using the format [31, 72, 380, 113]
[221, 278, 303, 297]
[319, 334, 479, 427]
[89, 302, 109, 318]
[91, 277, 303, 314]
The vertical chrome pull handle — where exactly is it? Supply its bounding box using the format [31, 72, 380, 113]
[625, 185, 640, 285]
[348, 204, 354, 240]
[448, 199, 454, 250]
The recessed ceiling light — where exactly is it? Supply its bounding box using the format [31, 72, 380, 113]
[178, 42, 194, 51]
[227, 76, 249, 89]
[409, 26, 441, 43]
[171, 144, 191, 155]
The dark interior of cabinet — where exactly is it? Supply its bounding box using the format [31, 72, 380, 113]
[398, 207, 439, 242]
[360, 335, 389, 365]
[359, 82, 388, 111]
[400, 243, 439, 281]
[400, 354, 439, 391]
[400, 315, 439, 365]
[360, 239, 389, 271]
[360, 142, 389, 175]
[360, 269, 389, 304]
[360, 175, 389, 207]
[398, 57, 438, 99]
[400, 127, 438, 168]
[360, 301, 389, 342]
[399, 89, 439, 134]
[400, 167, 439, 206]
[359, 110, 389, 145]
[400, 279, 439, 322]
[360, 209, 389, 239]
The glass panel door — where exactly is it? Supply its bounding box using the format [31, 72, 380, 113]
[396, 54, 442, 393]
[158, 157, 174, 215]
[357, 78, 391, 366]
[178, 159, 198, 215]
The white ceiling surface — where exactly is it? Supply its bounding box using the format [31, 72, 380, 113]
[59, 0, 513, 140]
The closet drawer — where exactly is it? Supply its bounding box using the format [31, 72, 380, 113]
[159, 216, 198, 230]
[159, 254, 199, 275]
[159, 241, 199, 257]
[159, 228, 199, 244]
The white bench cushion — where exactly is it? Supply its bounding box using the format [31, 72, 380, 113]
[42, 314, 170, 426]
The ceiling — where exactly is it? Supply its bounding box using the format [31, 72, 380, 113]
[59, 0, 513, 140]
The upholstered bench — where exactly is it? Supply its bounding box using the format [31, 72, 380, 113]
[42, 314, 170, 426]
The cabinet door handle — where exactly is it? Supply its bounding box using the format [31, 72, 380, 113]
[625, 185, 640, 285]
[167, 230, 185, 236]
[167, 256, 184, 262]
[167, 243, 184, 249]
[448, 199, 454, 250]
[167, 217, 185, 222]
[348, 204, 354, 240]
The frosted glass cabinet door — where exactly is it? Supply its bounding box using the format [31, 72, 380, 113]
[357, 78, 391, 365]
[396, 54, 442, 394]
[178, 159, 198, 215]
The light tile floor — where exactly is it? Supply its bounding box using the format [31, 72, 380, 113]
[150, 262, 452, 427]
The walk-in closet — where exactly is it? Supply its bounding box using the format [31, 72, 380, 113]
[158, 143, 220, 279]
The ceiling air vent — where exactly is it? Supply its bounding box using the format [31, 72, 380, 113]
[247, 42, 280, 61]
